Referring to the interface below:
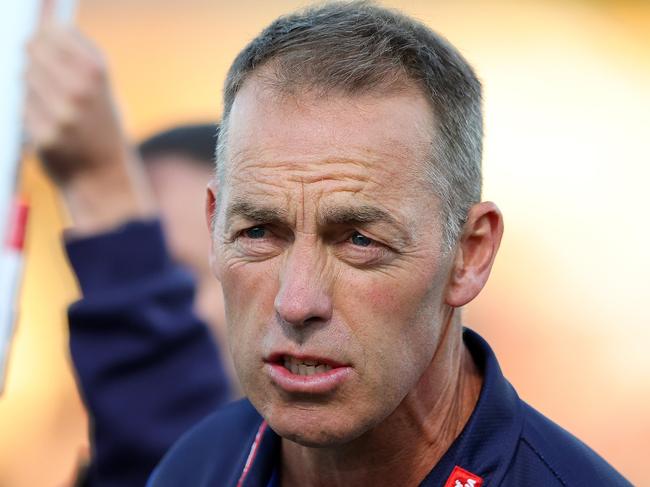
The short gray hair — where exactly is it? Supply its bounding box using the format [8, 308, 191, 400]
[217, 1, 483, 249]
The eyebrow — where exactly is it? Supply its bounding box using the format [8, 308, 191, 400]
[225, 198, 412, 246]
[320, 205, 413, 246]
[320, 205, 398, 227]
[225, 199, 288, 230]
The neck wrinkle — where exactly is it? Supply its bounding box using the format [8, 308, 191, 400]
[281, 310, 483, 487]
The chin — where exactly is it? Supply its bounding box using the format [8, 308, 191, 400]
[273, 422, 356, 448]
[265, 403, 376, 448]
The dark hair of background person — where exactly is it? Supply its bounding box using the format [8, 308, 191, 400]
[138, 123, 219, 167]
[218, 1, 482, 249]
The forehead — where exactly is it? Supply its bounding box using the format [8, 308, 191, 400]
[220, 77, 437, 213]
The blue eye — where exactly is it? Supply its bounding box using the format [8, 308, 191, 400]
[245, 226, 266, 239]
[350, 232, 373, 247]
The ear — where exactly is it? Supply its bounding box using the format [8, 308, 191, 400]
[205, 179, 218, 234]
[445, 202, 504, 307]
[205, 180, 220, 277]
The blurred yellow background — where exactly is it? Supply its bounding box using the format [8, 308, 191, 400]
[0, 0, 648, 485]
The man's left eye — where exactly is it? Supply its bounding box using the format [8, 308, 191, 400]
[350, 231, 373, 247]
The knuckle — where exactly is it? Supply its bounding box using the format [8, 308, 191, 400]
[65, 78, 92, 101]
[71, 76, 100, 104]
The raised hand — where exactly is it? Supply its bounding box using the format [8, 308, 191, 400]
[23, 0, 155, 234]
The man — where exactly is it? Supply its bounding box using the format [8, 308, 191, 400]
[144, 3, 630, 486]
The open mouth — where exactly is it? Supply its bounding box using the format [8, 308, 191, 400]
[265, 353, 352, 394]
[283, 357, 333, 376]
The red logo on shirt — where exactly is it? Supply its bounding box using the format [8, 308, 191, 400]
[443, 466, 484, 487]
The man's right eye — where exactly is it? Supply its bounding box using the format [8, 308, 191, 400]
[244, 226, 267, 239]
[234, 225, 283, 260]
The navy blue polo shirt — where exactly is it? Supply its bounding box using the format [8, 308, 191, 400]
[149, 328, 631, 486]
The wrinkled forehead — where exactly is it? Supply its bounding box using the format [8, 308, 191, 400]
[219, 74, 437, 185]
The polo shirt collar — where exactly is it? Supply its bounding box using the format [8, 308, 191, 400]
[420, 328, 524, 486]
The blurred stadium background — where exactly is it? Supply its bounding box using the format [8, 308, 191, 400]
[0, 0, 648, 485]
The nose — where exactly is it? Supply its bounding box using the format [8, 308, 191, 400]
[274, 239, 333, 326]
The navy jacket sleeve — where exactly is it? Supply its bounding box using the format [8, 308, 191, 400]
[65, 220, 231, 487]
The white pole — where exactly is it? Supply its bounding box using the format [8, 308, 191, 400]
[0, 0, 78, 394]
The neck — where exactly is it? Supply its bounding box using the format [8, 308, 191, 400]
[281, 312, 482, 487]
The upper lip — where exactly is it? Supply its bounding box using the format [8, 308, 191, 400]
[265, 352, 348, 368]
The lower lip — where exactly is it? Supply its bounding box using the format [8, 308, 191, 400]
[265, 363, 353, 394]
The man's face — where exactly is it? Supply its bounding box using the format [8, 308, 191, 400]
[211, 78, 455, 446]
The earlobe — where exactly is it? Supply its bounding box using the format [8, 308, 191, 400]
[445, 202, 504, 308]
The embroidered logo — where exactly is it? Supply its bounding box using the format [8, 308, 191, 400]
[443, 466, 484, 487]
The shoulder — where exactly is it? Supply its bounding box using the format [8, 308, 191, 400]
[503, 401, 631, 486]
[147, 399, 263, 486]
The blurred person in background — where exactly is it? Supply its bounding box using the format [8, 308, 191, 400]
[24, 4, 234, 486]
[138, 123, 233, 362]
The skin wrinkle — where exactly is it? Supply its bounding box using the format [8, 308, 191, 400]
[225, 163, 388, 232]
[229, 156, 411, 188]
[223, 139, 427, 246]
[300, 178, 306, 233]
[224, 71, 432, 181]
[223, 155, 422, 251]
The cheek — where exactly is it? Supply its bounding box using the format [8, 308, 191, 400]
[339, 266, 446, 383]
[219, 259, 279, 356]
[346, 268, 443, 334]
